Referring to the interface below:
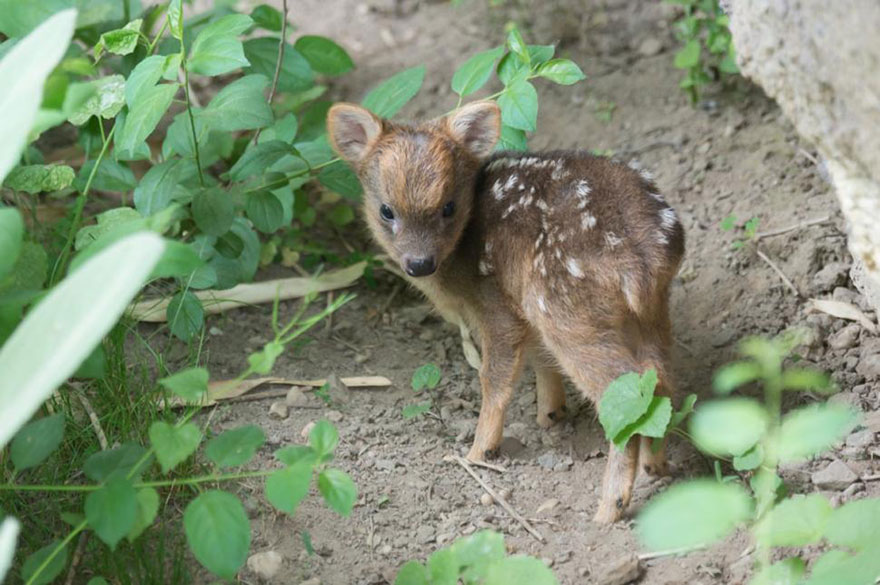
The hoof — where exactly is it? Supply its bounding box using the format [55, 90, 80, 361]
[536, 406, 566, 429]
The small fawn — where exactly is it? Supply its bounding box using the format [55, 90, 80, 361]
[327, 100, 684, 523]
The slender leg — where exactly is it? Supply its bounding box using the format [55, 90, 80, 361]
[535, 365, 566, 428]
[594, 439, 640, 524]
[639, 435, 668, 476]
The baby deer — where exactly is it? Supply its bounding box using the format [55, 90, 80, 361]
[327, 101, 684, 523]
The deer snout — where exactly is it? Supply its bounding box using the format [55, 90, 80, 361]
[402, 255, 436, 277]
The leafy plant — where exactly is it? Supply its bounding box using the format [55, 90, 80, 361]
[720, 214, 759, 249]
[635, 331, 877, 585]
[667, 0, 739, 103]
[403, 363, 443, 419]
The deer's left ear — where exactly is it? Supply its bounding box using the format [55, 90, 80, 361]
[445, 101, 501, 158]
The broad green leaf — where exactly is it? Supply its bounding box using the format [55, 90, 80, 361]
[749, 558, 804, 585]
[243, 38, 314, 93]
[74, 207, 141, 251]
[262, 113, 298, 143]
[201, 75, 274, 132]
[74, 158, 137, 193]
[246, 190, 285, 233]
[125, 55, 165, 106]
[496, 124, 527, 151]
[192, 186, 234, 236]
[247, 340, 284, 374]
[412, 363, 441, 391]
[754, 494, 832, 547]
[824, 497, 880, 551]
[188, 14, 253, 76]
[309, 420, 339, 456]
[250, 4, 283, 31]
[10, 413, 64, 471]
[485, 556, 558, 585]
[318, 160, 362, 200]
[151, 240, 205, 281]
[167, 0, 183, 39]
[780, 368, 833, 392]
[497, 79, 538, 132]
[166, 290, 204, 342]
[732, 443, 763, 471]
[776, 403, 859, 462]
[637, 480, 752, 550]
[205, 425, 266, 468]
[452, 530, 505, 582]
[451, 46, 504, 96]
[674, 40, 701, 69]
[208, 218, 260, 288]
[133, 158, 196, 216]
[395, 561, 427, 585]
[229, 141, 294, 182]
[85, 477, 138, 549]
[0, 208, 23, 280]
[496, 52, 529, 86]
[613, 396, 672, 448]
[159, 367, 208, 403]
[0, 518, 18, 583]
[184, 491, 251, 579]
[275, 444, 318, 466]
[67, 75, 125, 125]
[713, 361, 762, 394]
[506, 28, 529, 63]
[21, 540, 67, 585]
[83, 443, 151, 482]
[536, 59, 585, 85]
[0, 233, 164, 449]
[402, 401, 432, 419]
[115, 83, 178, 156]
[74, 344, 105, 379]
[0, 241, 47, 293]
[265, 460, 312, 514]
[598, 370, 657, 443]
[526, 44, 555, 65]
[294, 35, 354, 76]
[318, 468, 357, 516]
[127, 487, 159, 542]
[0, 9, 76, 182]
[363, 65, 425, 118]
[149, 421, 202, 473]
[801, 549, 880, 585]
[4, 164, 75, 193]
[95, 19, 142, 58]
[427, 548, 457, 585]
[689, 398, 767, 456]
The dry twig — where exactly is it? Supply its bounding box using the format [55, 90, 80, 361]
[63, 533, 89, 585]
[75, 390, 108, 450]
[638, 543, 707, 561]
[756, 249, 801, 297]
[755, 215, 832, 240]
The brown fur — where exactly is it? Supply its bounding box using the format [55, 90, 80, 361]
[327, 101, 685, 523]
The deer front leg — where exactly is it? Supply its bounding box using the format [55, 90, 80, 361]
[535, 365, 566, 429]
[594, 439, 639, 524]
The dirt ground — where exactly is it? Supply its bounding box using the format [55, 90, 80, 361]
[189, 1, 880, 583]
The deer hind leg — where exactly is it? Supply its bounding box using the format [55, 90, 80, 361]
[535, 364, 566, 429]
[638, 299, 676, 478]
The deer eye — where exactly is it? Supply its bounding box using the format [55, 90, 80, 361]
[380, 204, 395, 221]
[442, 201, 455, 218]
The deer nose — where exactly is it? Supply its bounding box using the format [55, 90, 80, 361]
[403, 256, 436, 277]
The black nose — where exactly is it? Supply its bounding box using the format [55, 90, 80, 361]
[404, 256, 436, 277]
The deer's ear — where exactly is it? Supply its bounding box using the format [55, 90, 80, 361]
[327, 103, 383, 164]
[445, 101, 501, 157]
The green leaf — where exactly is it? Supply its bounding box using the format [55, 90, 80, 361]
[452, 530, 505, 582]
[184, 491, 251, 579]
[362, 65, 425, 118]
[294, 35, 354, 76]
[497, 78, 538, 132]
[125, 55, 165, 106]
[689, 398, 767, 456]
[242, 38, 314, 93]
[598, 370, 657, 443]
[115, 83, 178, 156]
[780, 368, 833, 392]
[0, 240, 47, 294]
[318, 468, 357, 516]
[402, 401, 433, 419]
[328, 204, 355, 227]
[824, 498, 880, 551]
[188, 14, 253, 76]
[85, 477, 138, 549]
[10, 413, 64, 471]
[801, 550, 880, 585]
[159, 367, 208, 403]
[250, 4, 283, 31]
[506, 27, 529, 63]
[486, 556, 558, 585]
[720, 214, 737, 231]
[75, 345, 106, 379]
[83, 443, 151, 482]
[68, 75, 125, 125]
[151, 240, 205, 281]
[192, 186, 234, 236]
[412, 363, 442, 391]
[74, 207, 141, 251]
[74, 158, 137, 193]
[246, 190, 285, 233]
[149, 421, 202, 473]
[127, 487, 160, 542]
[713, 361, 761, 394]
[451, 46, 504, 96]
[637, 480, 752, 550]
[133, 158, 196, 216]
[4, 164, 75, 193]
[167, 0, 183, 39]
[229, 141, 294, 182]
[318, 160, 363, 200]
[527, 44, 555, 65]
[0, 208, 23, 280]
[95, 19, 142, 58]
[496, 124, 527, 151]
[201, 74, 274, 132]
[674, 40, 701, 69]
[21, 540, 67, 585]
[309, 420, 339, 456]
[265, 460, 312, 514]
[427, 548, 458, 585]
[749, 558, 804, 585]
[206, 425, 266, 468]
[732, 443, 763, 471]
[669, 393, 697, 428]
[166, 290, 204, 342]
[777, 403, 859, 462]
[247, 340, 284, 374]
[496, 52, 529, 86]
[395, 561, 428, 585]
[613, 396, 672, 448]
[754, 494, 831, 547]
[536, 59, 585, 85]
[275, 444, 318, 466]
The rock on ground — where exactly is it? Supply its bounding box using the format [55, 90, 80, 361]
[811, 460, 859, 490]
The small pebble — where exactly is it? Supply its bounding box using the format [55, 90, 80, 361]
[269, 401, 289, 419]
[480, 493, 495, 506]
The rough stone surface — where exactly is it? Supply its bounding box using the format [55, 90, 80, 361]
[827, 323, 860, 350]
[247, 551, 283, 580]
[725, 0, 880, 312]
[811, 460, 859, 490]
[598, 554, 643, 585]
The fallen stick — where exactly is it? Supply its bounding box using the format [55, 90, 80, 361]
[807, 298, 877, 333]
[638, 543, 707, 561]
[129, 261, 366, 322]
[756, 215, 831, 240]
[446, 455, 545, 543]
[756, 249, 801, 297]
[75, 391, 108, 450]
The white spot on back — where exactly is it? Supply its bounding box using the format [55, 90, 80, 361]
[605, 232, 623, 248]
[622, 274, 639, 312]
[581, 213, 597, 230]
[537, 295, 548, 313]
[659, 207, 678, 230]
[566, 258, 584, 278]
[648, 192, 665, 203]
[492, 179, 505, 200]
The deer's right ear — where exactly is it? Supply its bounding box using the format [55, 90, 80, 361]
[327, 104, 383, 164]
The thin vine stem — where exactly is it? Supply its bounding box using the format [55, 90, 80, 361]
[252, 0, 288, 145]
[181, 57, 205, 187]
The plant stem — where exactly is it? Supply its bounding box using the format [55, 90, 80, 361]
[245, 157, 339, 195]
[50, 123, 117, 286]
[147, 17, 169, 55]
[252, 0, 288, 145]
[25, 521, 87, 585]
[181, 57, 205, 187]
[138, 469, 274, 488]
